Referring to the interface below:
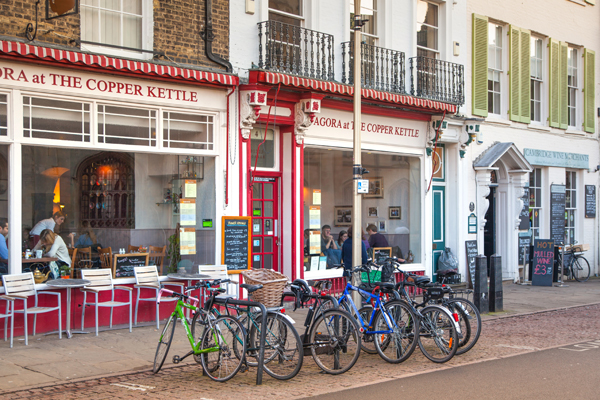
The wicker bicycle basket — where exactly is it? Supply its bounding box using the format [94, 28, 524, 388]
[241, 269, 288, 308]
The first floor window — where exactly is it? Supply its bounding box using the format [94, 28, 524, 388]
[488, 23, 503, 115]
[567, 47, 578, 128]
[530, 37, 543, 123]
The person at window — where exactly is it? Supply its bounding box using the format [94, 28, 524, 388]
[70, 221, 101, 252]
[321, 225, 341, 267]
[361, 229, 370, 250]
[366, 224, 389, 248]
[30, 211, 67, 247]
[341, 226, 368, 278]
[337, 230, 348, 249]
[33, 229, 71, 279]
[0, 218, 8, 261]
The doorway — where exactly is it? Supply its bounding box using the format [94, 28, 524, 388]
[432, 186, 445, 282]
[251, 176, 279, 271]
[483, 186, 496, 273]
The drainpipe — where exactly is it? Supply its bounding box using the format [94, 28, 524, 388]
[201, 0, 233, 73]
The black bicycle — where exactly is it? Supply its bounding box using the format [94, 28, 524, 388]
[556, 244, 591, 282]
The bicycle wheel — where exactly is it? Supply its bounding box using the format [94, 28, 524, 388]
[373, 300, 418, 364]
[153, 313, 176, 374]
[200, 315, 246, 382]
[355, 305, 378, 354]
[309, 309, 361, 374]
[446, 298, 481, 355]
[573, 256, 591, 282]
[417, 305, 458, 363]
[249, 312, 303, 380]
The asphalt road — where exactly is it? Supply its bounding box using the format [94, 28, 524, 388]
[303, 339, 600, 400]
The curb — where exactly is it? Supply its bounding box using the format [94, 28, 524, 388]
[480, 301, 600, 322]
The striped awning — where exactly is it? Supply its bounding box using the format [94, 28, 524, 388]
[254, 70, 457, 113]
[0, 40, 238, 87]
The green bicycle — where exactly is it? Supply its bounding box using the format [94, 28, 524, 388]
[153, 280, 247, 382]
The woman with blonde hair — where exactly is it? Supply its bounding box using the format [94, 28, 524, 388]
[33, 229, 71, 274]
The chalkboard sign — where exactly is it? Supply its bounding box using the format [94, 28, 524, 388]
[519, 187, 530, 231]
[465, 240, 477, 289]
[221, 216, 251, 274]
[550, 184, 566, 245]
[113, 253, 149, 278]
[518, 234, 532, 266]
[585, 185, 596, 218]
[531, 239, 554, 287]
[372, 247, 392, 264]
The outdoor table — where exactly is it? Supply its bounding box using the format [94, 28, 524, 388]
[45, 278, 91, 338]
[167, 273, 211, 316]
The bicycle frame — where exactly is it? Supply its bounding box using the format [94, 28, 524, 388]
[338, 282, 396, 335]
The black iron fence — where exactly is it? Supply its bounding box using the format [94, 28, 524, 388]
[341, 41, 405, 94]
[258, 21, 334, 81]
[409, 57, 465, 105]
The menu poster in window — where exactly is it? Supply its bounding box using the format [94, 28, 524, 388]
[313, 189, 321, 205]
[113, 253, 149, 278]
[550, 184, 566, 245]
[309, 206, 321, 229]
[180, 199, 196, 226]
[519, 186, 530, 231]
[585, 185, 596, 218]
[184, 180, 197, 198]
[309, 231, 321, 254]
[531, 239, 554, 287]
[464, 240, 477, 288]
[180, 227, 196, 255]
[221, 216, 251, 273]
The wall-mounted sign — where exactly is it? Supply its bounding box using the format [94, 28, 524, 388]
[357, 179, 369, 193]
[468, 213, 477, 234]
[524, 148, 589, 170]
[585, 185, 596, 218]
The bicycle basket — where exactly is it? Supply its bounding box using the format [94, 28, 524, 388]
[241, 269, 288, 308]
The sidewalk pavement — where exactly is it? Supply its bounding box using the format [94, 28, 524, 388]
[1, 278, 599, 393]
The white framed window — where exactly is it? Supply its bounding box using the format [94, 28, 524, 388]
[163, 112, 214, 150]
[488, 23, 503, 115]
[530, 37, 544, 123]
[565, 170, 577, 245]
[23, 96, 91, 142]
[567, 47, 579, 128]
[529, 167, 542, 239]
[416, 0, 438, 59]
[97, 104, 156, 147]
[80, 0, 153, 59]
[350, 0, 378, 46]
[268, 0, 304, 26]
[0, 93, 7, 136]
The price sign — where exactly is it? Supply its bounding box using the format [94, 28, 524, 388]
[531, 239, 554, 287]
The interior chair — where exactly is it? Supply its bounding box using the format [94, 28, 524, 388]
[133, 266, 184, 329]
[1, 273, 61, 345]
[80, 269, 132, 336]
[128, 245, 141, 253]
[148, 245, 167, 275]
[75, 247, 93, 278]
[98, 247, 113, 271]
[68, 248, 78, 271]
[0, 294, 14, 348]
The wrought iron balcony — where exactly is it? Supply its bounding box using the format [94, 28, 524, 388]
[341, 41, 405, 94]
[409, 57, 464, 105]
[258, 21, 334, 81]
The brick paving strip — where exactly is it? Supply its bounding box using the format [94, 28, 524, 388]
[2, 303, 599, 400]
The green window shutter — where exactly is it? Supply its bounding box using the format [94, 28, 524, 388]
[520, 29, 531, 124]
[584, 49, 596, 133]
[559, 42, 569, 129]
[548, 39, 560, 128]
[509, 25, 521, 122]
[472, 14, 488, 117]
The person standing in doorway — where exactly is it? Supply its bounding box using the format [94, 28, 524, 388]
[366, 224, 389, 248]
[30, 211, 66, 247]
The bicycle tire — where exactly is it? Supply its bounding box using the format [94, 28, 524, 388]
[446, 298, 481, 355]
[417, 305, 458, 363]
[200, 315, 246, 382]
[373, 300, 418, 364]
[153, 314, 176, 374]
[309, 308, 361, 375]
[573, 256, 591, 282]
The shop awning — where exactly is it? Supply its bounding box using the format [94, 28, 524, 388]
[473, 142, 532, 172]
[0, 40, 238, 87]
[252, 70, 457, 114]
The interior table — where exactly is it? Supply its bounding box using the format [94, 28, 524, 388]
[45, 278, 91, 338]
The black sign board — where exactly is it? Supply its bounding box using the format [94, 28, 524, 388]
[519, 186, 530, 231]
[372, 247, 392, 265]
[531, 239, 554, 286]
[585, 185, 596, 218]
[221, 216, 251, 273]
[465, 240, 478, 289]
[550, 184, 566, 245]
[518, 234, 532, 266]
[113, 253, 149, 278]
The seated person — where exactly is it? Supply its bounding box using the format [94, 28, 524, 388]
[33, 229, 71, 279]
[30, 211, 66, 247]
[366, 224, 389, 248]
[321, 225, 341, 267]
[70, 221, 102, 253]
[337, 230, 348, 249]
[341, 226, 368, 278]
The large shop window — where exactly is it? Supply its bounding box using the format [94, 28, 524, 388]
[303, 148, 421, 278]
[21, 147, 217, 276]
[0, 145, 7, 279]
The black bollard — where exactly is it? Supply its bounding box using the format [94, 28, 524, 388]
[474, 255, 489, 313]
[489, 254, 503, 312]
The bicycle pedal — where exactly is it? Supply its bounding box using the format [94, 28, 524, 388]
[240, 364, 249, 373]
[173, 355, 181, 364]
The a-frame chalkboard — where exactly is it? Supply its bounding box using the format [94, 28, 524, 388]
[221, 216, 252, 274]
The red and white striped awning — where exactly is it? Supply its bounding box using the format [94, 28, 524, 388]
[0, 40, 238, 87]
[255, 70, 457, 113]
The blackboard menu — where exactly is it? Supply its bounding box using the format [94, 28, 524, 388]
[550, 184, 566, 245]
[531, 239, 554, 287]
[585, 185, 596, 218]
[221, 216, 251, 273]
[465, 240, 477, 288]
[519, 187, 530, 231]
[113, 253, 149, 278]
[372, 247, 392, 265]
[518, 234, 532, 266]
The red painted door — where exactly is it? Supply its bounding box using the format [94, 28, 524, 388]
[251, 176, 279, 271]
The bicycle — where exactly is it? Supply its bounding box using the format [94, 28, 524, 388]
[153, 280, 246, 382]
[557, 244, 591, 282]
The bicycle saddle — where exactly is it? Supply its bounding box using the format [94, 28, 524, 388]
[240, 283, 263, 293]
[409, 275, 431, 285]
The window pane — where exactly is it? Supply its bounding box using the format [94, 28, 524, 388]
[98, 105, 156, 147]
[417, 1, 438, 26]
[0, 94, 7, 136]
[163, 112, 214, 150]
[269, 0, 301, 16]
[250, 128, 275, 168]
[23, 97, 91, 142]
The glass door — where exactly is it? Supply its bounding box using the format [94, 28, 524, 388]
[251, 176, 279, 271]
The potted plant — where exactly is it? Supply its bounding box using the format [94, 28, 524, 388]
[167, 233, 181, 274]
[59, 265, 71, 279]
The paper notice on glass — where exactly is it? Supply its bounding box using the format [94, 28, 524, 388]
[180, 199, 196, 226]
[319, 256, 327, 270]
[310, 256, 319, 271]
[184, 180, 197, 198]
[309, 231, 321, 254]
[180, 228, 196, 255]
[309, 206, 321, 230]
[313, 189, 321, 205]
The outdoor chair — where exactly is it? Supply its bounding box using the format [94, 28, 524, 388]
[133, 266, 184, 329]
[80, 269, 132, 336]
[0, 294, 14, 348]
[148, 245, 166, 275]
[197, 265, 237, 303]
[1, 273, 61, 346]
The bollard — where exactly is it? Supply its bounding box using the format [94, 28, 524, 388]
[489, 254, 503, 312]
[474, 255, 489, 313]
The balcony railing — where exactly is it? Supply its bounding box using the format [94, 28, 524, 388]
[258, 21, 334, 81]
[341, 41, 405, 94]
[409, 57, 464, 105]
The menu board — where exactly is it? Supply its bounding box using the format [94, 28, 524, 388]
[585, 185, 596, 218]
[221, 216, 251, 273]
[519, 186, 530, 231]
[372, 247, 392, 264]
[531, 239, 554, 287]
[113, 253, 149, 278]
[464, 240, 477, 288]
[550, 184, 566, 245]
[518, 234, 532, 266]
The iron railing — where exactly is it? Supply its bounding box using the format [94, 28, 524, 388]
[409, 57, 464, 105]
[258, 21, 334, 81]
[341, 41, 405, 94]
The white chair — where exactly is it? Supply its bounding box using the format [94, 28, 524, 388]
[80, 269, 132, 336]
[197, 265, 237, 301]
[133, 266, 184, 329]
[0, 294, 14, 348]
[2, 273, 61, 346]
